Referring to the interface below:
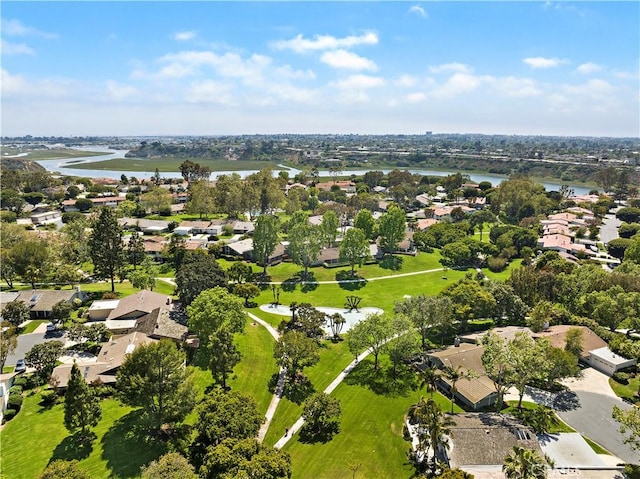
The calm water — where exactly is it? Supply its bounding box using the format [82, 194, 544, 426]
[36, 147, 593, 195]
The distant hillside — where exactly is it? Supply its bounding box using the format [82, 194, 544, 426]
[0, 158, 47, 172]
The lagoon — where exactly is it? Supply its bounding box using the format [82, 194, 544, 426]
[36, 147, 593, 195]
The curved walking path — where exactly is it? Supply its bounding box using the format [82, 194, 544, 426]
[246, 312, 288, 442]
[268, 267, 445, 285]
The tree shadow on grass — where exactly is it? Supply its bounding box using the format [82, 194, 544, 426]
[378, 255, 403, 271]
[344, 362, 418, 397]
[335, 270, 368, 291]
[298, 422, 340, 444]
[50, 431, 96, 464]
[282, 375, 315, 404]
[101, 409, 167, 478]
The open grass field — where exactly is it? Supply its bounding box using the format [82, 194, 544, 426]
[68, 157, 283, 172]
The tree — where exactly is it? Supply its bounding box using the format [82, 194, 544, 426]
[354, 209, 376, 240]
[274, 330, 320, 381]
[347, 313, 393, 370]
[141, 452, 196, 479]
[228, 261, 254, 284]
[378, 205, 406, 255]
[246, 168, 285, 216]
[2, 300, 31, 327]
[418, 366, 440, 398]
[386, 316, 419, 378]
[209, 329, 242, 389]
[301, 392, 342, 440]
[64, 362, 101, 437]
[502, 446, 548, 479]
[199, 438, 291, 479]
[213, 174, 245, 219]
[441, 278, 497, 331]
[26, 341, 65, 380]
[75, 198, 94, 212]
[286, 303, 326, 339]
[507, 333, 551, 409]
[407, 397, 455, 470]
[88, 207, 125, 292]
[126, 231, 146, 269]
[481, 332, 513, 411]
[190, 389, 264, 469]
[175, 253, 228, 306]
[321, 210, 339, 247]
[394, 294, 444, 350]
[180, 160, 211, 184]
[0, 327, 18, 372]
[339, 227, 369, 275]
[287, 223, 323, 278]
[51, 300, 74, 323]
[252, 215, 280, 274]
[141, 187, 172, 214]
[234, 283, 261, 307]
[612, 405, 640, 451]
[37, 460, 91, 479]
[60, 217, 89, 265]
[470, 209, 497, 241]
[7, 238, 51, 288]
[185, 180, 214, 219]
[327, 313, 346, 340]
[117, 340, 197, 428]
[128, 268, 156, 291]
[187, 286, 246, 350]
[484, 281, 528, 326]
[564, 327, 584, 357]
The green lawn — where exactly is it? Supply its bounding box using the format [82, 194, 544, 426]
[0, 395, 165, 479]
[582, 436, 611, 455]
[609, 376, 640, 404]
[2, 149, 109, 161]
[68, 157, 283, 172]
[502, 401, 575, 434]
[20, 320, 48, 334]
[283, 357, 462, 479]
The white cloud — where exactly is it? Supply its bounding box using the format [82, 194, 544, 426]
[429, 63, 471, 74]
[330, 74, 385, 91]
[272, 32, 378, 53]
[273, 65, 316, 81]
[563, 78, 614, 97]
[1, 69, 72, 98]
[430, 73, 484, 98]
[186, 80, 234, 104]
[491, 76, 542, 97]
[523, 57, 567, 69]
[1, 19, 57, 39]
[320, 50, 378, 71]
[1, 39, 35, 55]
[576, 62, 602, 74]
[409, 5, 427, 18]
[172, 31, 196, 41]
[406, 92, 426, 103]
[105, 80, 139, 101]
[394, 74, 418, 87]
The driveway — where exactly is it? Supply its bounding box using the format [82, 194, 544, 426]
[553, 369, 637, 463]
[599, 212, 621, 245]
[5, 328, 68, 367]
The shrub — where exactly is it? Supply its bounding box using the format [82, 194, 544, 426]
[101, 292, 118, 300]
[12, 376, 27, 388]
[3, 409, 17, 421]
[8, 394, 23, 411]
[0, 211, 17, 223]
[159, 206, 173, 216]
[40, 390, 58, 406]
[9, 385, 23, 395]
[487, 256, 508, 272]
[613, 372, 630, 385]
[61, 212, 85, 224]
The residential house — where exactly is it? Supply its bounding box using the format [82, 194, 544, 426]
[426, 343, 498, 410]
[315, 181, 356, 193]
[51, 332, 156, 387]
[0, 372, 17, 419]
[134, 308, 188, 342]
[179, 220, 225, 235]
[30, 210, 61, 225]
[118, 217, 169, 234]
[10, 288, 86, 319]
[224, 238, 254, 260]
[232, 221, 255, 235]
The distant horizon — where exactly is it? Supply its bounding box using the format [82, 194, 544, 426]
[2, 2, 638, 137]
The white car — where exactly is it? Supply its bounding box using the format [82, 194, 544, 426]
[45, 322, 57, 332]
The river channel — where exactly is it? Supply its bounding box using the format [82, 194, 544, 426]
[35, 147, 593, 196]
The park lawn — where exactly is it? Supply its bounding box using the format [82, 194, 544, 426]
[263, 339, 353, 445]
[0, 394, 165, 479]
[69, 157, 283, 172]
[284, 360, 462, 479]
[151, 279, 174, 297]
[252, 268, 468, 314]
[483, 259, 522, 282]
[609, 376, 640, 403]
[20, 320, 48, 334]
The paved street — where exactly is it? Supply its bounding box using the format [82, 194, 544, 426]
[599, 212, 621, 245]
[5, 328, 67, 367]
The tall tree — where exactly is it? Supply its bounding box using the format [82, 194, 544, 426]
[612, 405, 640, 451]
[442, 364, 476, 414]
[141, 452, 196, 479]
[246, 168, 285, 216]
[209, 328, 242, 389]
[301, 392, 342, 440]
[213, 174, 245, 219]
[354, 209, 376, 240]
[502, 446, 548, 479]
[88, 207, 125, 292]
[378, 205, 406, 255]
[347, 313, 393, 370]
[2, 300, 31, 327]
[386, 316, 418, 378]
[287, 223, 323, 278]
[117, 340, 197, 428]
[126, 231, 146, 270]
[321, 210, 339, 247]
[481, 332, 513, 411]
[37, 460, 91, 479]
[253, 215, 280, 274]
[407, 397, 455, 470]
[339, 227, 369, 276]
[508, 333, 551, 409]
[26, 341, 65, 381]
[141, 187, 172, 214]
[64, 362, 102, 437]
[180, 160, 211, 184]
[185, 180, 214, 219]
[7, 238, 51, 288]
[395, 295, 453, 350]
[274, 330, 320, 381]
[175, 252, 228, 306]
[199, 438, 291, 479]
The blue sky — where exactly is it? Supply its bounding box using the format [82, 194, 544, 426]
[2, 1, 638, 137]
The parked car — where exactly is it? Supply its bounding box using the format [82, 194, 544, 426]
[15, 359, 26, 373]
[45, 322, 57, 333]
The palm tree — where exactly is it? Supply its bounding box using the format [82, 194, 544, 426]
[502, 446, 548, 479]
[407, 397, 455, 470]
[442, 364, 477, 414]
[418, 366, 440, 398]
